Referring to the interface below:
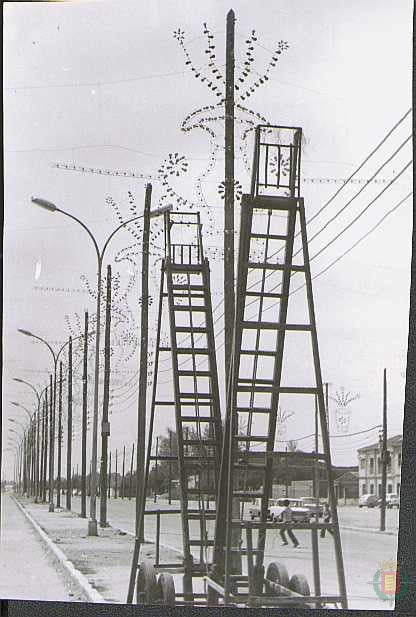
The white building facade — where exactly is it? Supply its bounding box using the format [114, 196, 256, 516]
[357, 434, 402, 497]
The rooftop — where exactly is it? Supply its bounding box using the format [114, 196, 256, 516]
[357, 434, 402, 453]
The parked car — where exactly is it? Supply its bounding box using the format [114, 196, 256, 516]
[358, 494, 378, 508]
[300, 497, 325, 517]
[269, 498, 312, 523]
[386, 493, 400, 508]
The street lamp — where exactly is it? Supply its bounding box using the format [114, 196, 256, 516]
[31, 192, 171, 536]
[12, 380, 48, 501]
[17, 330, 88, 511]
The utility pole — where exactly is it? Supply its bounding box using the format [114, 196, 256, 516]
[380, 368, 388, 531]
[135, 183, 152, 537]
[108, 451, 112, 499]
[48, 373, 54, 510]
[100, 264, 112, 527]
[324, 382, 330, 432]
[154, 437, 159, 503]
[66, 337, 73, 510]
[314, 395, 319, 501]
[81, 311, 88, 518]
[122, 444, 126, 499]
[115, 449, 118, 499]
[168, 431, 172, 505]
[129, 442, 134, 500]
[43, 392, 48, 503]
[56, 361, 63, 508]
[224, 8, 235, 388]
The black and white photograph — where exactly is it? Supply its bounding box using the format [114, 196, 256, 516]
[1, 0, 413, 610]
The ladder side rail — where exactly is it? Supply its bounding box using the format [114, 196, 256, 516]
[298, 198, 348, 609]
[223, 199, 254, 602]
[202, 261, 224, 470]
[166, 262, 194, 591]
[256, 202, 298, 568]
[126, 261, 167, 603]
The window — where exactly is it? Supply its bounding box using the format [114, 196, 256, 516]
[398, 452, 402, 467]
[370, 458, 374, 473]
[370, 484, 374, 494]
[362, 484, 367, 495]
[378, 483, 382, 497]
[377, 457, 382, 473]
[360, 458, 366, 470]
[397, 483, 401, 494]
[388, 484, 393, 493]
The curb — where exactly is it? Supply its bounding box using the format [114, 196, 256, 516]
[12, 496, 105, 603]
[340, 524, 397, 536]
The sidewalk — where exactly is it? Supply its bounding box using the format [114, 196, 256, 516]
[13, 495, 181, 603]
[0, 492, 86, 602]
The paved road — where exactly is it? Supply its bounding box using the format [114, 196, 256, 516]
[71, 496, 398, 609]
[0, 492, 83, 601]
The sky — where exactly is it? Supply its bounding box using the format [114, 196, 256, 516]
[2, 0, 413, 479]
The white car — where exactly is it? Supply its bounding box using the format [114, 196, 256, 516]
[386, 493, 400, 508]
[269, 498, 312, 523]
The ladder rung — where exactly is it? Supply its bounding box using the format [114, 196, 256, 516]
[242, 321, 312, 331]
[176, 326, 208, 333]
[189, 539, 215, 547]
[240, 350, 277, 357]
[187, 488, 217, 496]
[158, 346, 172, 352]
[188, 512, 217, 520]
[233, 490, 265, 498]
[230, 548, 264, 555]
[245, 291, 283, 299]
[184, 455, 216, 461]
[247, 262, 305, 272]
[172, 284, 205, 291]
[180, 393, 213, 399]
[237, 385, 319, 394]
[150, 454, 177, 461]
[169, 264, 203, 272]
[154, 401, 176, 406]
[236, 406, 271, 414]
[173, 306, 207, 312]
[178, 370, 211, 377]
[180, 416, 216, 422]
[238, 378, 274, 385]
[179, 400, 213, 406]
[251, 233, 287, 241]
[235, 436, 270, 442]
[233, 462, 267, 471]
[183, 439, 219, 446]
[176, 348, 210, 355]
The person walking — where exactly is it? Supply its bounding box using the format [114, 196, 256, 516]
[279, 499, 300, 547]
[320, 502, 334, 538]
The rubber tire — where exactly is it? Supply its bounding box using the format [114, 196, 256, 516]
[289, 573, 311, 608]
[265, 561, 290, 595]
[136, 560, 158, 605]
[157, 573, 176, 607]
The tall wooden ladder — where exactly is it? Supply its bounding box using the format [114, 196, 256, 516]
[207, 125, 348, 609]
[128, 211, 223, 606]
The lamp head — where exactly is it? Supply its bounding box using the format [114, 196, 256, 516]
[31, 197, 58, 212]
[13, 378, 24, 384]
[17, 328, 33, 337]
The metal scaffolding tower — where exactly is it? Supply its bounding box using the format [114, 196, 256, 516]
[207, 125, 348, 608]
[128, 211, 223, 605]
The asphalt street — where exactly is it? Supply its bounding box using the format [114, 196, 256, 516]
[70, 495, 398, 609]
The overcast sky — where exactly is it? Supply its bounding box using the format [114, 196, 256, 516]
[3, 0, 413, 479]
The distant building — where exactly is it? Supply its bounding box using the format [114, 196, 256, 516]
[357, 434, 402, 497]
[334, 470, 359, 502]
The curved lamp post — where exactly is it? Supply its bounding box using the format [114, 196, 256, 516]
[17, 331, 87, 511]
[31, 194, 171, 535]
[12, 380, 47, 500]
